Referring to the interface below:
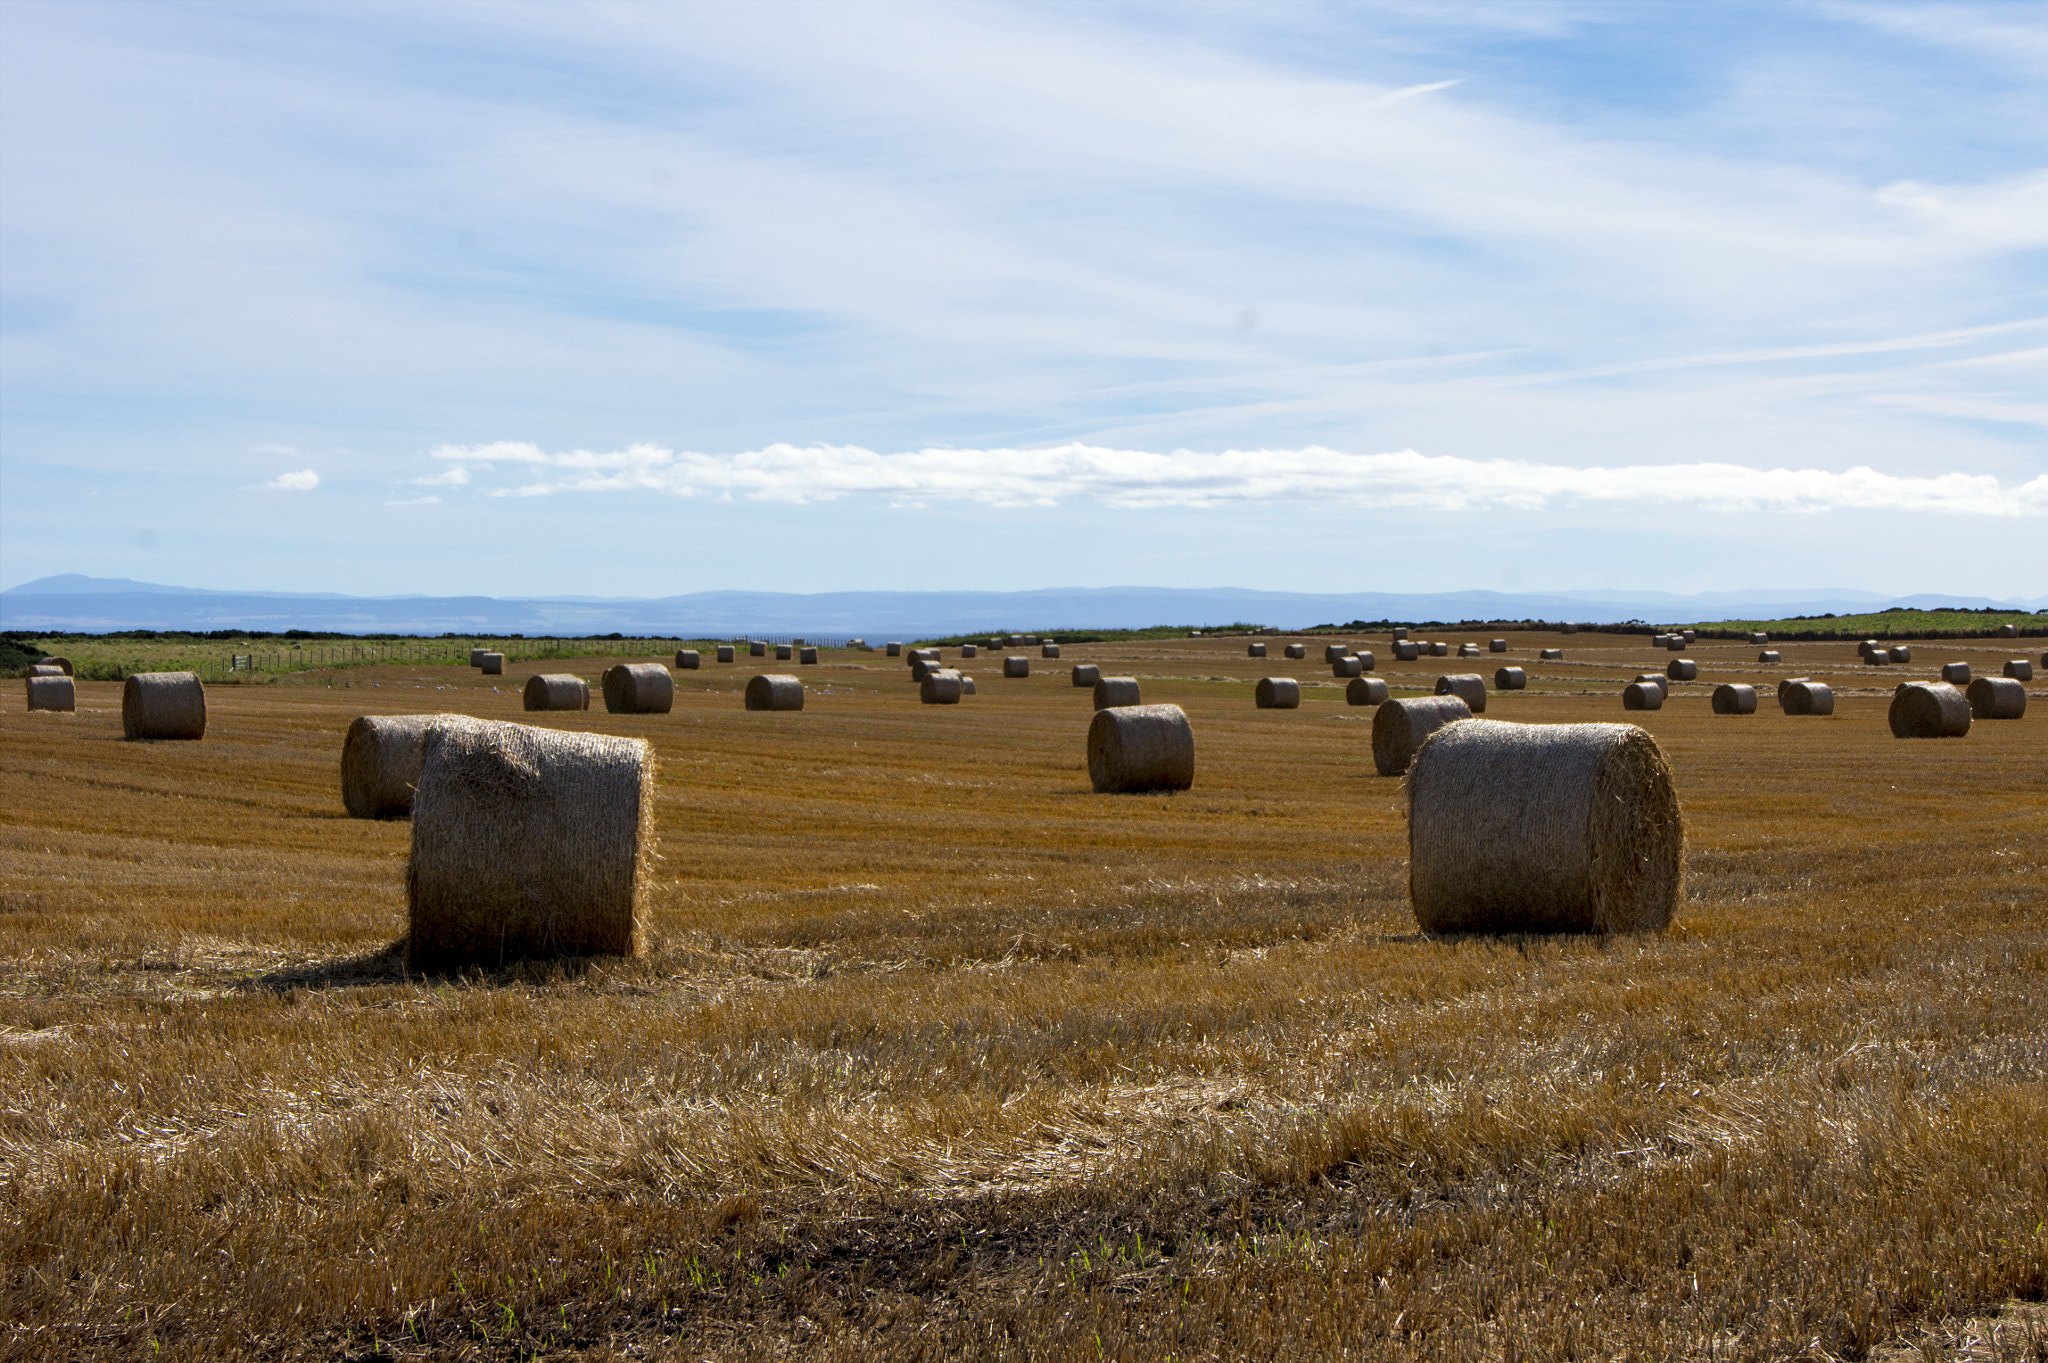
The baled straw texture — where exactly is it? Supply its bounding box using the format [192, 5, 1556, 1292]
[961, 676, 976, 694]
[1254, 677, 1300, 709]
[2004, 659, 2035, 681]
[469, 649, 487, 667]
[1889, 682, 1971, 739]
[1494, 666, 1527, 691]
[1406, 719, 1682, 935]
[1865, 651, 1890, 666]
[1283, 643, 1307, 659]
[40, 656, 74, 675]
[601, 663, 673, 715]
[1004, 656, 1030, 678]
[1667, 659, 1698, 681]
[523, 674, 590, 712]
[1711, 684, 1757, 715]
[1966, 676, 2027, 720]
[480, 653, 504, 675]
[27, 663, 65, 677]
[919, 669, 964, 705]
[1781, 681, 1835, 716]
[1370, 695, 1470, 776]
[1759, 650, 1781, 663]
[675, 650, 700, 670]
[800, 647, 817, 665]
[1434, 673, 1488, 712]
[886, 642, 902, 656]
[1042, 643, 1060, 658]
[122, 672, 206, 741]
[1490, 639, 1508, 652]
[1333, 656, 1364, 678]
[1347, 676, 1389, 706]
[1888, 646, 1911, 663]
[1087, 703, 1194, 794]
[1776, 677, 1808, 704]
[26, 675, 75, 712]
[750, 641, 767, 657]
[960, 644, 977, 658]
[1325, 644, 1351, 663]
[1622, 681, 1663, 711]
[1429, 642, 1449, 657]
[406, 720, 652, 970]
[1247, 643, 1267, 658]
[775, 645, 793, 661]
[745, 674, 804, 711]
[1751, 632, 1768, 645]
[341, 713, 490, 819]
[1093, 676, 1142, 709]
[1355, 650, 1376, 671]
[1458, 643, 1481, 658]
[908, 656, 939, 682]
[1392, 628, 1409, 640]
[716, 645, 735, 663]
[1072, 663, 1101, 688]
[1540, 648, 1563, 661]
[1635, 673, 1670, 696]
[1666, 637, 1686, 652]
[1942, 662, 1970, 684]
[1393, 641, 1420, 662]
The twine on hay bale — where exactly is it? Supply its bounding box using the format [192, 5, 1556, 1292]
[341, 713, 490, 818]
[480, 653, 504, 675]
[1967, 676, 2027, 720]
[1495, 666, 1527, 691]
[1348, 676, 1389, 706]
[919, 669, 964, 704]
[601, 663, 673, 714]
[1622, 681, 1663, 711]
[1093, 676, 1142, 709]
[523, 674, 589, 712]
[716, 645, 735, 663]
[1371, 695, 1470, 776]
[1434, 674, 1488, 712]
[675, 650, 700, 670]
[1758, 650, 1781, 663]
[1780, 680, 1834, 716]
[1254, 677, 1300, 709]
[1406, 719, 1682, 934]
[1072, 663, 1102, 688]
[1889, 682, 1971, 738]
[1247, 643, 1267, 658]
[1711, 683, 1757, 715]
[1004, 656, 1030, 678]
[1393, 641, 1421, 662]
[2004, 659, 2035, 681]
[1667, 658, 1698, 682]
[799, 647, 817, 665]
[26, 675, 74, 712]
[406, 720, 653, 970]
[1539, 648, 1563, 661]
[1087, 703, 1194, 793]
[745, 674, 804, 711]
[1941, 662, 1970, 684]
[1334, 656, 1364, 678]
[122, 672, 206, 741]
[1283, 643, 1307, 660]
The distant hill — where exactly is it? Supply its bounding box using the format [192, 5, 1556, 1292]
[2, 575, 2041, 636]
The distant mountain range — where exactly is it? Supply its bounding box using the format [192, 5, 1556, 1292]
[3, 574, 2042, 636]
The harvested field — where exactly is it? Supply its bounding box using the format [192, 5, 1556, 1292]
[1, 629, 2044, 1361]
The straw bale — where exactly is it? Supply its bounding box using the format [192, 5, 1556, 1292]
[26, 675, 74, 712]
[1780, 681, 1835, 716]
[799, 647, 818, 665]
[1458, 643, 1481, 658]
[2042, 651, 2048, 668]
[1247, 643, 1267, 658]
[1888, 646, 1911, 663]
[909, 655, 939, 682]
[1752, 633, 1768, 645]
[39, 656, 74, 675]
[1347, 676, 1389, 706]
[1283, 643, 1307, 659]
[341, 713, 493, 818]
[1428, 642, 1449, 657]
[477, 652, 503, 675]
[887, 642, 902, 656]
[1967, 676, 2027, 720]
[1254, 677, 1300, 709]
[775, 644, 793, 661]
[1042, 643, 1060, 658]
[750, 641, 767, 657]
[1371, 695, 1470, 776]
[1093, 676, 1142, 709]
[1634, 673, 1668, 695]
[1776, 676, 1807, 704]
[1334, 656, 1364, 678]
[122, 672, 206, 740]
[920, 669, 964, 704]
[1435, 673, 1488, 712]
[1005, 634, 1024, 646]
[793, 638, 806, 647]
[1355, 650, 1376, 671]
[1393, 641, 1420, 661]
[1941, 662, 1970, 684]
[2004, 659, 2034, 681]
[1087, 703, 1194, 793]
[717, 645, 735, 663]
[1325, 644, 1351, 663]
[1666, 637, 1686, 652]
[1758, 650, 1781, 663]
[1539, 648, 1563, 661]
[1858, 640, 1879, 658]
[1683, 630, 1696, 643]
[1622, 682, 1663, 711]
[675, 650, 700, 670]
[1024, 636, 1040, 646]
[1865, 650, 1890, 666]
[469, 649, 487, 667]
[1889, 681, 1971, 738]
[960, 644, 977, 658]
[1407, 719, 1681, 934]
[1490, 639, 1508, 652]
[1494, 667, 1527, 691]
[1072, 664, 1102, 687]
[406, 720, 651, 970]
[2000, 623, 2017, 637]
[1392, 628, 1409, 640]
[1667, 658, 1698, 682]
[523, 674, 590, 711]
[1710, 683, 1757, 715]
[961, 676, 976, 694]
[745, 674, 804, 711]
[1005, 656, 1030, 678]
[27, 663, 64, 676]
[601, 663, 674, 714]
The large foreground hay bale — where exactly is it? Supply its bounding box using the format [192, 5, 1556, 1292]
[1889, 682, 1971, 738]
[675, 650, 700, 670]
[480, 652, 504, 675]
[1347, 676, 1389, 706]
[1393, 641, 1420, 661]
[1495, 666, 1527, 691]
[717, 645, 735, 663]
[1667, 658, 1698, 682]
[1539, 648, 1563, 661]
[1407, 719, 1681, 934]
[1087, 704, 1194, 793]
[1781, 681, 1834, 715]
[1333, 656, 1364, 678]
[1072, 663, 1101, 687]
[524, 674, 589, 711]
[1759, 650, 1781, 663]
[1247, 643, 1267, 658]
[1434, 674, 1487, 712]
[1967, 676, 2027, 720]
[1622, 681, 1663, 711]
[1093, 676, 1142, 709]
[1941, 662, 1970, 684]
[602, 663, 673, 714]
[920, 669, 964, 704]
[745, 674, 804, 710]
[2004, 659, 2034, 681]
[1254, 677, 1300, 709]
[1711, 683, 1757, 715]
[1004, 656, 1030, 678]
[122, 672, 206, 740]
[342, 713, 485, 818]
[26, 675, 74, 712]
[1283, 643, 1307, 659]
[407, 721, 652, 970]
[1371, 695, 1470, 776]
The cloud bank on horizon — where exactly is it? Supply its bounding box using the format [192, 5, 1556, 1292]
[0, 1, 2043, 598]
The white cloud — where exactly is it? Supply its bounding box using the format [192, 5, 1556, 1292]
[425, 442, 2048, 516]
[265, 468, 319, 491]
[413, 466, 469, 486]
[385, 494, 440, 506]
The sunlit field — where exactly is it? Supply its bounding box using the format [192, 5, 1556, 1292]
[3, 631, 2043, 1360]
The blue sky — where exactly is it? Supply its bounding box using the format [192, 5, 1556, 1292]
[1, 0, 2042, 599]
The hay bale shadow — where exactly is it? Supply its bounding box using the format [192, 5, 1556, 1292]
[240, 939, 612, 992]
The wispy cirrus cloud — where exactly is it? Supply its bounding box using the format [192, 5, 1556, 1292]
[428, 442, 2048, 515]
[264, 469, 319, 491]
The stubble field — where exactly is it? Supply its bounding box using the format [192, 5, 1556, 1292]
[2, 631, 2044, 1361]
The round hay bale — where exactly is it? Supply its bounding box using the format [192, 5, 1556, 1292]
[750, 641, 767, 657]
[1622, 681, 1663, 711]
[792, 637, 806, 647]
[1634, 673, 1669, 696]
[1023, 636, 1040, 646]
[1407, 719, 1681, 934]
[1539, 648, 1563, 661]
[1087, 703, 1194, 793]
[39, 657, 74, 675]
[1457, 643, 1481, 658]
[1710, 683, 1757, 715]
[1042, 643, 1060, 659]
[987, 638, 1002, 650]
[1093, 676, 1142, 709]
[1333, 656, 1364, 678]
[916, 648, 942, 662]
[1889, 681, 1971, 738]
[1004, 656, 1030, 678]
[1999, 623, 2017, 637]
[26, 674, 75, 712]
[1776, 676, 1808, 704]
[26, 663, 65, 676]
[2003, 659, 2034, 681]
[601, 663, 673, 714]
[1428, 642, 1449, 657]
[1490, 639, 1508, 653]
[1393, 641, 1420, 662]
[1283, 643, 1307, 659]
[469, 649, 487, 667]
[479, 652, 504, 675]
[1494, 666, 1527, 691]
[1391, 628, 1409, 641]
[1005, 634, 1024, 646]
[1751, 633, 1768, 645]
[961, 676, 976, 694]
[1667, 658, 1698, 682]
[745, 674, 803, 711]
[342, 713, 492, 818]
[1967, 676, 2027, 720]
[960, 644, 977, 658]
[1347, 676, 1389, 706]
[1370, 695, 1470, 776]
[1780, 681, 1834, 716]
[1865, 651, 1890, 666]
[1254, 677, 1300, 709]
[1941, 661, 1970, 684]
[1682, 630, 1696, 644]
[1434, 674, 1487, 712]
[2042, 651, 2048, 668]
[523, 674, 589, 711]
[920, 669, 964, 704]
[909, 655, 941, 682]
[886, 642, 903, 657]
[1072, 663, 1102, 688]
[799, 647, 818, 665]
[774, 644, 793, 661]
[1888, 646, 1911, 663]
[122, 672, 206, 740]
[1324, 644, 1350, 664]
[1857, 639, 1879, 659]
[675, 650, 700, 670]
[717, 645, 735, 663]
[1355, 650, 1376, 671]
[406, 720, 652, 970]
[1666, 637, 1686, 652]
[1247, 643, 1267, 658]
[1758, 650, 1781, 663]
